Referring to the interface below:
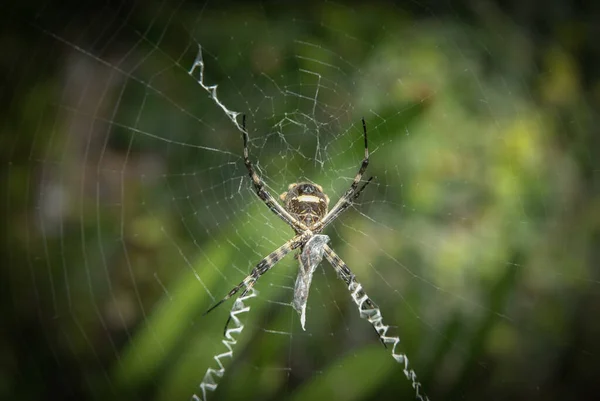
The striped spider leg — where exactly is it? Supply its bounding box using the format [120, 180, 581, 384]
[323, 244, 430, 401]
[312, 118, 372, 232]
[240, 115, 308, 234]
[322, 244, 381, 319]
[204, 233, 310, 334]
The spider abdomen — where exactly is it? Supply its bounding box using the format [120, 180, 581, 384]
[280, 182, 330, 228]
[289, 195, 326, 226]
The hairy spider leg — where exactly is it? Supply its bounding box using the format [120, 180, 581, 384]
[241, 115, 308, 233]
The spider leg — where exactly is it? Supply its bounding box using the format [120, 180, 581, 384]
[316, 176, 373, 231]
[204, 234, 306, 335]
[324, 245, 431, 400]
[241, 115, 308, 233]
[322, 244, 385, 347]
[314, 118, 372, 231]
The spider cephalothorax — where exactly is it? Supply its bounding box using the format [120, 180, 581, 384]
[280, 183, 330, 227]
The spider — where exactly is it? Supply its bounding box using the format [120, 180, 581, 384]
[204, 116, 378, 333]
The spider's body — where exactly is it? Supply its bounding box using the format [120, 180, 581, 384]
[205, 116, 374, 333]
[280, 183, 330, 227]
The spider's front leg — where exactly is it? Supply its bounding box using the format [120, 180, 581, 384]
[313, 118, 373, 232]
[240, 115, 308, 233]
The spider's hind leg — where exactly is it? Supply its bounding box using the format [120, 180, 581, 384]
[204, 235, 305, 335]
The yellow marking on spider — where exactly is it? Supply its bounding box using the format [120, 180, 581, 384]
[296, 195, 323, 203]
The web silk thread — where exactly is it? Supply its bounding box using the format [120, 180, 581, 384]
[192, 288, 257, 401]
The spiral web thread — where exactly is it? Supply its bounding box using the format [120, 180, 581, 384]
[347, 276, 430, 401]
[192, 288, 257, 401]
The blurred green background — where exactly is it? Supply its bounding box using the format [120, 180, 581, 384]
[2, 1, 599, 401]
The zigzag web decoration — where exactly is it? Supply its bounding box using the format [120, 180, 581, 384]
[192, 288, 257, 401]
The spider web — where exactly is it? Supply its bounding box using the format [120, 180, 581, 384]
[4, 1, 599, 401]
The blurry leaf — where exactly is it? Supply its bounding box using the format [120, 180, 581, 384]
[112, 239, 230, 389]
[286, 345, 396, 401]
